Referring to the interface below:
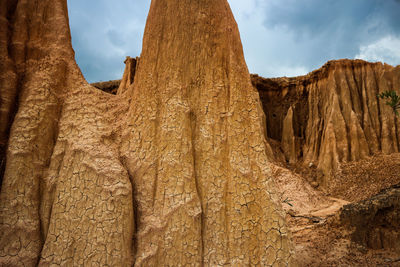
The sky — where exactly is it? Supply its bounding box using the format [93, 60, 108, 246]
[67, 0, 400, 83]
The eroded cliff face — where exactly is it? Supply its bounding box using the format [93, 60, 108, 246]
[97, 59, 400, 189]
[119, 0, 292, 265]
[253, 60, 400, 186]
[92, 57, 400, 266]
[0, 0, 294, 266]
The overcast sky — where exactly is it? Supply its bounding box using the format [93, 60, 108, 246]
[67, 0, 400, 83]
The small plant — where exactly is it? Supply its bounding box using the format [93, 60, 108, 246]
[282, 197, 293, 207]
[378, 90, 400, 116]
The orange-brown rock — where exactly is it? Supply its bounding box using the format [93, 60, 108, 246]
[119, 0, 293, 265]
[117, 56, 138, 95]
[0, 0, 90, 265]
[0, 0, 294, 266]
[104, 59, 400, 189]
[91, 79, 121, 95]
[253, 60, 400, 185]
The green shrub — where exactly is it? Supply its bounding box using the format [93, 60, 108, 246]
[378, 90, 400, 116]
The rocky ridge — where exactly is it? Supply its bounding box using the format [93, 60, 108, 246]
[253, 60, 400, 185]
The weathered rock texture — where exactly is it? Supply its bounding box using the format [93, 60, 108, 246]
[90, 57, 138, 95]
[96, 59, 400, 188]
[0, 0, 92, 265]
[117, 56, 138, 95]
[91, 79, 121, 95]
[0, 0, 294, 266]
[119, 0, 292, 265]
[340, 183, 400, 252]
[253, 60, 400, 185]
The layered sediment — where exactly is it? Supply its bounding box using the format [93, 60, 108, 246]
[252, 60, 400, 185]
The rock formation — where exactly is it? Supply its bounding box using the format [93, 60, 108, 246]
[96, 59, 400, 189]
[2, 0, 400, 265]
[91, 79, 121, 95]
[0, 0, 294, 266]
[117, 56, 138, 95]
[0, 0, 89, 265]
[253, 60, 400, 186]
[94, 58, 400, 265]
[118, 0, 292, 265]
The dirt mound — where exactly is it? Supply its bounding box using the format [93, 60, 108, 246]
[288, 183, 400, 266]
[330, 153, 400, 202]
[292, 217, 400, 266]
[340, 183, 400, 251]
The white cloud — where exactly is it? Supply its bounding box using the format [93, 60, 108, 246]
[228, 0, 259, 19]
[226, 0, 312, 78]
[263, 65, 309, 78]
[356, 35, 400, 66]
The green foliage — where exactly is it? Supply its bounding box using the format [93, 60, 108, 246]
[283, 197, 293, 207]
[378, 90, 400, 116]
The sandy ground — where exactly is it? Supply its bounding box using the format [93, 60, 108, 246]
[270, 153, 400, 266]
